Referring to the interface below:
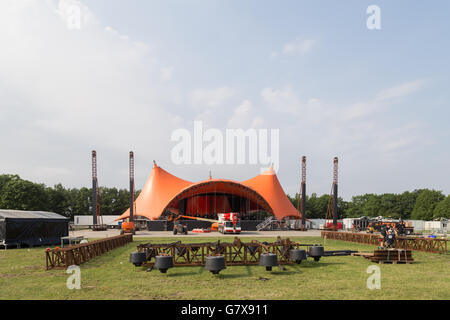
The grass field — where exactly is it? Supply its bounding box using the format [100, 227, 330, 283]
[0, 236, 448, 300]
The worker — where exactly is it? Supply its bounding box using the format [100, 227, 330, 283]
[384, 227, 396, 248]
[396, 222, 405, 236]
[380, 225, 387, 237]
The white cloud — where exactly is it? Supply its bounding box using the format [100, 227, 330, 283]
[259, 82, 430, 166]
[261, 87, 301, 113]
[376, 80, 426, 101]
[260, 87, 323, 121]
[227, 100, 265, 129]
[190, 86, 235, 109]
[0, 1, 442, 199]
[189, 86, 236, 126]
[271, 37, 315, 57]
[0, 0, 181, 188]
[160, 66, 175, 81]
[282, 38, 314, 55]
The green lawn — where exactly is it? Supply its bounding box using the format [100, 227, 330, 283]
[0, 236, 448, 300]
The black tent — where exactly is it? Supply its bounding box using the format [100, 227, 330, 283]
[0, 210, 69, 248]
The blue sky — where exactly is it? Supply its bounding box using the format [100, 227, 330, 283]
[0, 0, 449, 199]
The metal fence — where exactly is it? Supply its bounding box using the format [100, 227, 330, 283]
[46, 234, 133, 270]
[321, 231, 448, 254]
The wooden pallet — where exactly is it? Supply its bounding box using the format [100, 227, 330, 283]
[368, 249, 414, 264]
[373, 260, 414, 264]
[351, 252, 374, 258]
[352, 249, 414, 264]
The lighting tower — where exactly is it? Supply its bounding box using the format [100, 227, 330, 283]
[92, 150, 98, 226]
[129, 151, 135, 223]
[333, 157, 338, 227]
[301, 156, 306, 228]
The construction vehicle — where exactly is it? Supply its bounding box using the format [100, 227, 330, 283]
[217, 213, 241, 234]
[120, 221, 135, 235]
[168, 212, 241, 234]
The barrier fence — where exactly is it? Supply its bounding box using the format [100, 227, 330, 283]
[46, 234, 133, 270]
[136, 237, 305, 266]
[321, 231, 448, 254]
[135, 237, 355, 267]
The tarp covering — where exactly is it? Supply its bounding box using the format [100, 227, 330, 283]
[242, 167, 301, 219]
[116, 164, 301, 221]
[119, 164, 193, 220]
[0, 210, 69, 247]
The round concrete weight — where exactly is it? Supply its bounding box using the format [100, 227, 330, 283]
[205, 256, 226, 274]
[129, 252, 146, 267]
[259, 253, 278, 271]
[154, 255, 174, 273]
[290, 249, 307, 264]
[308, 245, 324, 261]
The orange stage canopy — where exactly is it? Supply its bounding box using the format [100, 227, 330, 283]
[116, 165, 300, 221]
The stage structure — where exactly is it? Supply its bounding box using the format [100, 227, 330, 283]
[116, 163, 300, 223]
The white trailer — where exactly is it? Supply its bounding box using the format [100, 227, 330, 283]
[74, 215, 120, 228]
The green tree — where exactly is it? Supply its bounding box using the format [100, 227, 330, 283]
[345, 194, 371, 217]
[411, 189, 445, 220]
[362, 194, 380, 217]
[0, 174, 20, 191]
[433, 195, 450, 218]
[396, 191, 419, 219]
[66, 187, 91, 217]
[46, 183, 69, 216]
[0, 178, 49, 211]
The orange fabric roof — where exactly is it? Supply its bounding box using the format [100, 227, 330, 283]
[116, 164, 193, 221]
[241, 167, 301, 219]
[116, 165, 301, 221]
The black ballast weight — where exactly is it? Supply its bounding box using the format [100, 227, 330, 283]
[154, 255, 174, 273]
[308, 245, 324, 261]
[129, 252, 146, 266]
[290, 249, 307, 264]
[205, 255, 226, 274]
[259, 253, 278, 271]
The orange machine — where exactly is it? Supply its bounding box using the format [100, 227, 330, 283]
[121, 221, 135, 235]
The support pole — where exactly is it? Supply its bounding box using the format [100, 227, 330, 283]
[92, 150, 98, 226]
[301, 156, 306, 228]
[333, 157, 338, 227]
[129, 151, 134, 223]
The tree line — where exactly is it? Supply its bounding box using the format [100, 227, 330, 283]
[0, 174, 138, 218]
[288, 189, 450, 220]
[0, 174, 448, 220]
